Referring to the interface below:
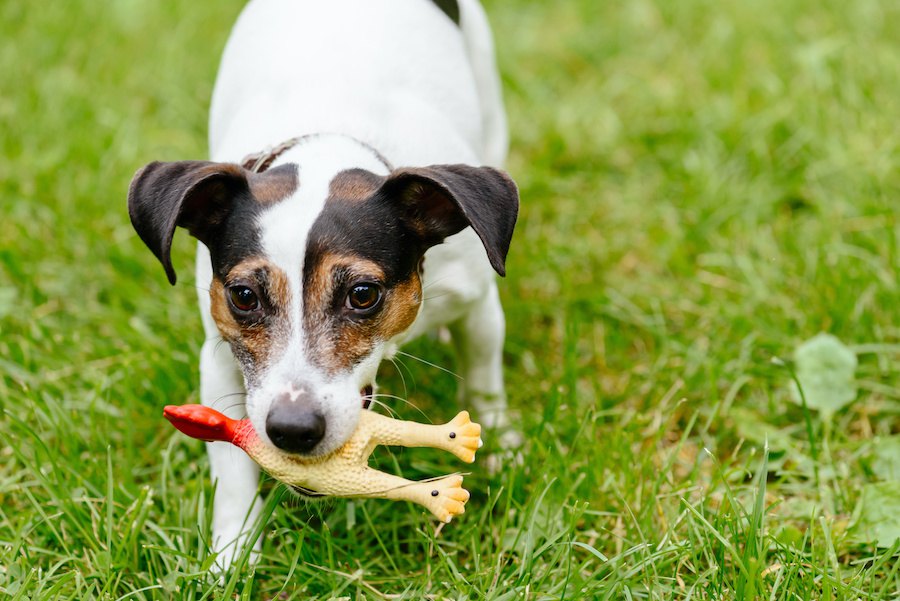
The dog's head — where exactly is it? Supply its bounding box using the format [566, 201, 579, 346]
[128, 136, 518, 456]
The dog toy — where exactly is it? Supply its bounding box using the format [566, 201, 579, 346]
[163, 404, 482, 522]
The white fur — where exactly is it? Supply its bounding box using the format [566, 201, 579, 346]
[246, 138, 393, 454]
[197, 0, 510, 571]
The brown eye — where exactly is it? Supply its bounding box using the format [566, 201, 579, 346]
[228, 285, 260, 313]
[346, 283, 382, 313]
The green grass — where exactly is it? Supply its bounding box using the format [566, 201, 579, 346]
[2, 0, 899, 598]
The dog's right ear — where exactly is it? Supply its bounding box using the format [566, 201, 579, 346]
[127, 161, 248, 285]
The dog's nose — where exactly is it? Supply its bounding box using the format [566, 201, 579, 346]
[265, 395, 326, 454]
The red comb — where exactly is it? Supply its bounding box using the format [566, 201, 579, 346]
[163, 404, 245, 443]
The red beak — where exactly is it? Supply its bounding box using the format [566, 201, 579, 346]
[163, 404, 245, 444]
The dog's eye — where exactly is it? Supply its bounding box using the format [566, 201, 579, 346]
[346, 283, 383, 313]
[228, 285, 261, 313]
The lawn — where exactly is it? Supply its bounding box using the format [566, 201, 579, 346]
[2, 0, 899, 598]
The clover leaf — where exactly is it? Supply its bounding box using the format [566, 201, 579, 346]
[790, 332, 858, 420]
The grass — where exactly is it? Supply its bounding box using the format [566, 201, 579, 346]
[1, 0, 899, 598]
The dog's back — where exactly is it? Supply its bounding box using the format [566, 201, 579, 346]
[210, 0, 505, 168]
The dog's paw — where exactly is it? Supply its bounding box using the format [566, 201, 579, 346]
[442, 411, 482, 463]
[420, 474, 470, 523]
[481, 425, 524, 475]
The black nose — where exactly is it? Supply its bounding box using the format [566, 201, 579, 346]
[265, 398, 326, 454]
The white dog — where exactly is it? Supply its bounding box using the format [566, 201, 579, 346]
[128, 0, 518, 569]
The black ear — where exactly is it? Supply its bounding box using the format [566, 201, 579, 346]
[127, 161, 249, 285]
[383, 164, 519, 276]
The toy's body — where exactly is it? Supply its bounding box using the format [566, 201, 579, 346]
[164, 405, 481, 522]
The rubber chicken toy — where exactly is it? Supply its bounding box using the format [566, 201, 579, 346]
[164, 404, 482, 522]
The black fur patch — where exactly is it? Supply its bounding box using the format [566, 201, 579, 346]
[304, 169, 422, 291]
[208, 164, 299, 279]
[206, 196, 267, 280]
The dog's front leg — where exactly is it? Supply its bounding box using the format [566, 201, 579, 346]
[450, 281, 522, 449]
[199, 339, 263, 572]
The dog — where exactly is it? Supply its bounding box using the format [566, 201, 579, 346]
[127, 0, 518, 570]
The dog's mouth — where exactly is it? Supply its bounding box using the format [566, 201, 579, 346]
[361, 384, 373, 409]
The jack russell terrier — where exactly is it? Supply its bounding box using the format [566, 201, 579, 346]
[128, 0, 518, 569]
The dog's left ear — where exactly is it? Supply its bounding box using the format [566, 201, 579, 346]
[382, 165, 519, 276]
[127, 161, 249, 285]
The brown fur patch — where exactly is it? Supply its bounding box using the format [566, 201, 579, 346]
[209, 277, 242, 342]
[328, 169, 384, 202]
[226, 257, 293, 314]
[320, 273, 422, 372]
[208, 258, 293, 382]
[248, 164, 299, 205]
[302, 251, 420, 375]
[376, 276, 422, 339]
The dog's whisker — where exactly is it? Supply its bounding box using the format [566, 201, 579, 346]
[421, 275, 453, 291]
[395, 350, 462, 380]
[371, 392, 416, 406]
[365, 398, 402, 418]
[370, 393, 431, 419]
[388, 357, 411, 399]
[209, 392, 249, 417]
[211, 391, 248, 403]
[221, 403, 249, 417]
[422, 291, 455, 302]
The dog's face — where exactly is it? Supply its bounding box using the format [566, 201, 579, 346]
[128, 136, 518, 456]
